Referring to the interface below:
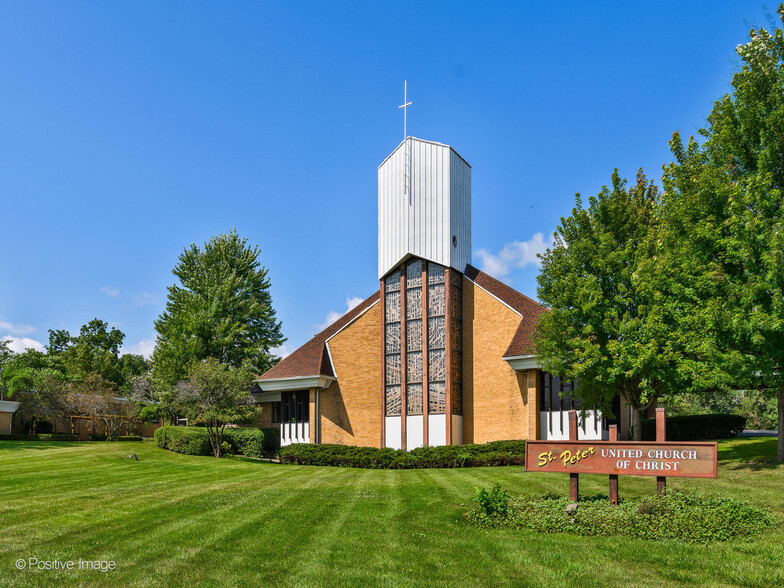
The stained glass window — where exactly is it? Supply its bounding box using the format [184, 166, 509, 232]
[450, 319, 462, 351]
[386, 385, 401, 416]
[406, 287, 422, 319]
[407, 351, 422, 382]
[428, 316, 445, 349]
[385, 291, 400, 322]
[386, 269, 401, 291]
[427, 284, 445, 316]
[407, 383, 423, 415]
[450, 284, 462, 318]
[385, 323, 400, 354]
[385, 354, 401, 385]
[428, 382, 446, 413]
[406, 260, 422, 287]
[428, 263, 445, 284]
[428, 348, 446, 381]
[407, 319, 422, 351]
[451, 382, 462, 415]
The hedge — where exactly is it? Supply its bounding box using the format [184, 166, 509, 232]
[118, 435, 143, 441]
[0, 434, 69, 441]
[154, 426, 279, 457]
[279, 440, 527, 469]
[640, 414, 746, 441]
[154, 427, 212, 456]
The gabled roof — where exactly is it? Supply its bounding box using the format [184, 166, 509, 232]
[258, 265, 548, 383]
[463, 264, 549, 357]
[258, 291, 380, 381]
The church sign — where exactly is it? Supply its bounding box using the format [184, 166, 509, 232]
[525, 440, 718, 478]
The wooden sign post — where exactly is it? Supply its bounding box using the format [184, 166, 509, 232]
[568, 410, 578, 502]
[525, 409, 717, 505]
[608, 424, 618, 505]
[656, 407, 666, 496]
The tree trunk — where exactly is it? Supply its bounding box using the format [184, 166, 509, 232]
[778, 386, 784, 461]
[632, 406, 643, 441]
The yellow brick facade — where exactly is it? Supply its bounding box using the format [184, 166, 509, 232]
[317, 302, 382, 446]
[0, 411, 11, 435]
[462, 278, 534, 444]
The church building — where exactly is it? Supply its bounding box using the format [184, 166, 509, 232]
[254, 137, 619, 448]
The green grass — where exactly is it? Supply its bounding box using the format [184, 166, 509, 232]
[0, 438, 781, 587]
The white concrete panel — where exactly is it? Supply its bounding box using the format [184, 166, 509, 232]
[539, 410, 606, 441]
[406, 415, 424, 449]
[451, 415, 463, 445]
[385, 416, 402, 450]
[378, 137, 471, 278]
[428, 414, 446, 446]
[280, 422, 310, 447]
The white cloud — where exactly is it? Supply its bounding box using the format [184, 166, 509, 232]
[120, 338, 156, 359]
[474, 232, 554, 281]
[132, 292, 158, 306]
[270, 343, 294, 358]
[316, 296, 364, 332]
[0, 321, 35, 336]
[6, 337, 46, 354]
[100, 285, 121, 297]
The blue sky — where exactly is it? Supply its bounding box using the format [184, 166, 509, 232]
[0, 1, 777, 358]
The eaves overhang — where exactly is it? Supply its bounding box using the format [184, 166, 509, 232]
[253, 375, 335, 393]
[503, 355, 539, 371]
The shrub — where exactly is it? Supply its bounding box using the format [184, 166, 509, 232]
[154, 426, 212, 456]
[224, 428, 265, 458]
[474, 484, 510, 522]
[260, 427, 281, 454]
[118, 435, 143, 441]
[279, 440, 526, 469]
[106, 430, 119, 442]
[89, 434, 107, 441]
[639, 414, 746, 441]
[465, 488, 775, 543]
[155, 426, 271, 457]
[0, 434, 69, 441]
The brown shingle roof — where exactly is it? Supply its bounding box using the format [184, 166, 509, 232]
[463, 264, 548, 357]
[259, 265, 547, 382]
[258, 291, 380, 380]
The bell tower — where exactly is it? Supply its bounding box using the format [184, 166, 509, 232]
[378, 136, 471, 451]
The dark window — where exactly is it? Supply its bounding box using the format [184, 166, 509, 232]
[271, 402, 281, 424]
[281, 391, 309, 424]
[539, 372, 582, 411]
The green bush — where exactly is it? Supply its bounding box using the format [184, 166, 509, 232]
[0, 434, 69, 441]
[639, 414, 746, 441]
[89, 434, 107, 441]
[118, 435, 143, 441]
[154, 426, 212, 456]
[224, 428, 265, 458]
[279, 440, 526, 469]
[465, 488, 775, 543]
[155, 426, 273, 457]
[260, 427, 281, 454]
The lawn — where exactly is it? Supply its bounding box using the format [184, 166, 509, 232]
[0, 438, 781, 587]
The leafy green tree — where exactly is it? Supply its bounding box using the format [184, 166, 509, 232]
[152, 230, 284, 388]
[177, 358, 256, 458]
[660, 6, 784, 458]
[534, 170, 692, 439]
[130, 372, 182, 426]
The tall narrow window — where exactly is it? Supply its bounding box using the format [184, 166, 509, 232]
[385, 269, 402, 416]
[427, 262, 447, 413]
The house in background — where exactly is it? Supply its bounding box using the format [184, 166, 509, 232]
[254, 137, 636, 448]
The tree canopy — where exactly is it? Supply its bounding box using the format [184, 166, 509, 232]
[660, 5, 784, 457]
[152, 230, 285, 388]
[534, 170, 692, 438]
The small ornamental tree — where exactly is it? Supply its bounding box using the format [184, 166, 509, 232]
[177, 358, 256, 458]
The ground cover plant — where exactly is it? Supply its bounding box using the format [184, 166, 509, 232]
[279, 440, 526, 468]
[0, 436, 782, 587]
[466, 487, 774, 543]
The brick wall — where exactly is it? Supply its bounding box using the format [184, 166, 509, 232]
[462, 278, 532, 443]
[318, 302, 382, 446]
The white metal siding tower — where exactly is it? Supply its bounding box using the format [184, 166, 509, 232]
[377, 137, 471, 279]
